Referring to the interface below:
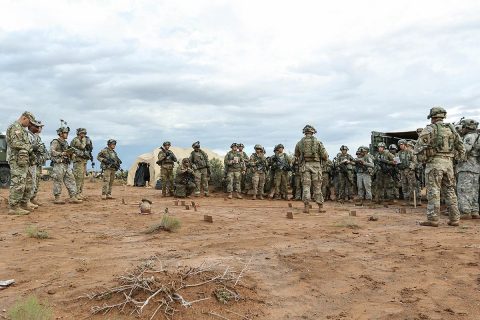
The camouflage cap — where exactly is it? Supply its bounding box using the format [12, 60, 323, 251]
[407, 140, 415, 147]
[22, 111, 40, 126]
[254, 144, 263, 150]
[107, 139, 117, 145]
[32, 120, 44, 128]
[377, 142, 386, 148]
[397, 139, 407, 146]
[427, 107, 447, 119]
[303, 124, 317, 134]
[76, 128, 87, 135]
[163, 141, 171, 146]
[238, 143, 244, 148]
[462, 119, 479, 130]
[192, 141, 200, 148]
[230, 143, 238, 148]
[340, 145, 349, 151]
[56, 126, 70, 135]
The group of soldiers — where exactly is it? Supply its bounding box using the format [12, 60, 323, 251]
[6, 107, 479, 227]
[5, 111, 122, 215]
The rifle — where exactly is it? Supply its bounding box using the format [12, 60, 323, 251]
[85, 136, 95, 168]
[374, 158, 397, 179]
[165, 150, 177, 163]
[272, 154, 291, 171]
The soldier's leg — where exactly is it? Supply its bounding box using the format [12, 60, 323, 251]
[21, 168, 33, 205]
[295, 174, 302, 199]
[301, 170, 312, 203]
[357, 174, 365, 199]
[338, 174, 346, 200]
[226, 171, 234, 193]
[108, 169, 115, 195]
[64, 167, 78, 198]
[444, 165, 460, 223]
[53, 165, 65, 197]
[168, 169, 174, 195]
[8, 162, 28, 208]
[425, 167, 442, 221]
[280, 172, 288, 198]
[472, 173, 480, 217]
[161, 168, 167, 195]
[364, 175, 373, 200]
[456, 172, 472, 216]
[193, 170, 201, 195]
[31, 165, 42, 201]
[400, 171, 408, 201]
[201, 168, 209, 195]
[258, 173, 266, 197]
[346, 171, 354, 199]
[234, 171, 242, 193]
[102, 170, 110, 195]
[312, 168, 323, 204]
[252, 172, 259, 196]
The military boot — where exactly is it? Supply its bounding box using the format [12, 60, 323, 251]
[101, 195, 107, 200]
[471, 213, 480, 219]
[8, 205, 30, 215]
[258, 194, 264, 200]
[252, 194, 257, 200]
[53, 196, 66, 204]
[419, 220, 439, 227]
[30, 197, 42, 206]
[227, 192, 233, 199]
[106, 195, 115, 200]
[447, 220, 460, 227]
[303, 202, 310, 214]
[236, 192, 243, 199]
[21, 201, 37, 210]
[318, 203, 326, 213]
[69, 196, 83, 204]
[460, 213, 472, 220]
[204, 193, 210, 197]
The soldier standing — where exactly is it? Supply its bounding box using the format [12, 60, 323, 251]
[249, 144, 268, 200]
[157, 141, 177, 197]
[374, 142, 396, 204]
[6, 111, 37, 215]
[397, 139, 417, 206]
[414, 107, 465, 227]
[224, 143, 245, 199]
[291, 156, 302, 201]
[50, 127, 82, 204]
[335, 145, 355, 202]
[355, 146, 375, 203]
[321, 159, 334, 201]
[97, 139, 122, 200]
[456, 119, 480, 219]
[270, 144, 291, 200]
[237, 143, 250, 193]
[29, 122, 47, 206]
[71, 128, 89, 199]
[294, 125, 329, 213]
[189, 141, 210, 197]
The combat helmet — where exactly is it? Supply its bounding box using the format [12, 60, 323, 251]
[427, 107, 447, 119]
[230, 143, 237, 148]
[377, 142, 386, 148]
[275, 143, 284, 150]
[56, 126, 70, 135]
[407, 140, 415, 148]
[254, 144, 263, 150]
[389, 144, 398, 151]
[340, 145, 349, 151]
[107, 139, 117, 145]
[238, 143, 244, 148]
[192, 141, 200, 148]
[163, 141, 171, 147]
[462, 119, 479, 131]
[76, 128, 87, 135]
[302, 125, 317, 134]
[397, 139, 407, 146]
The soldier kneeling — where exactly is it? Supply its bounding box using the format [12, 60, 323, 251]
[174, 158, 196, 198]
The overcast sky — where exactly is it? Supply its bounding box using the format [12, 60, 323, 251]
[1, 0, 480, 168]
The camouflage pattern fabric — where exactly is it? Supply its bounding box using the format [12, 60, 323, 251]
[52, 163, 77, 197]
[251, 172, 266, 196]
[161, 167, 174, 195]
[6, 121, 32, 207]
[374, 150, 395, 201]
[189, 149, 209, 195]
[321, 160, 333, 200]
[71, 136, 88, 195]
[249, 152, 267, 196]
[273, 170, 288, 198]
[102, 168, 115, 196]
[174, 162, 195, 197]
[398, 148, 417, 203]
[226, 171, 242, 193]
[301, 162, 323, 204]
[335, 152, 355, 200]
[357, 172, 372, 200]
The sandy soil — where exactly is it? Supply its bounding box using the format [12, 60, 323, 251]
[1, 180, 480, 320]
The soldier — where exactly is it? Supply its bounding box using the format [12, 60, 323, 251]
[249, 144, 268, 200]
[237, 143, 250, 193]
[29, 121, 47, 206]
[70, 128, 89, 199]
[157, 141, 177, 197]
[408, 140, 424, 205]
[189, 141, 210, 197]
[270, 144, 291, 200]
[397, 139, 418, 206]
[174, 158, 196, 198]
[321, 159, 334, 201]
[414, 107, 465, 227]
[291, 156, 302, 201]
[355, 146, 375, 203]
[97, 139, 122, 200]
[374, 142, 396, 204]
[6, 111, 37, 215]
[388, 144, 401, 200]
[50, 126, 82, 204]
[294, 125, 329, 213]
[224, 143, 245, 199]
[335, 145, 355, 202]
[456, 119, 480, 219]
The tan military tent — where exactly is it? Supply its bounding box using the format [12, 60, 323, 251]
[127, 147, 223, 186]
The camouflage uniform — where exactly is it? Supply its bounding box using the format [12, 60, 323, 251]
[455, 119, 480, 219]
[321, 159, 333, 201]
[6, 116, 33, 211]
[97, 141, 122, 198]
[397, 140, 418, 205]
[71, 131, 89, 197]
[50, 136, 78, 200]
[414, 107, 465, 226]
[157, 143, 177, 196]
[355, 148, 374, 201]
[271, 148, 291, 199]
[189, 142, 210, 196]
[224, 145, 244, 197]
[292, 157, 302, 200]
[374, 145, 395, 202]
[174, 159, 196, 198]
[238, 145, 250, 193]
[30, 131, 48, 202]
[335, 147, 355, 201]
[294, 125, 329, 213]
[249, 145, 268, 199]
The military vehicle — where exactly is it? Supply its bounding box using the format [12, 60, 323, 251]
[0, 133, 10, 188]
[370, 130, 419, 154]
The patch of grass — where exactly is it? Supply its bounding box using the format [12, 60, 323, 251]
[334, 219, 361, 229]
[8, 295, 53, 320]
[26, 225, 49, 239]
[145, 215, 181, 233]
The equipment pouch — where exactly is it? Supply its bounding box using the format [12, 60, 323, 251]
[17, 149, 30, 167]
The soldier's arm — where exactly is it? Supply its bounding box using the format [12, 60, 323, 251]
[364, 156, 375, 168]
[97, 150, 107, 163]
[50, 140, 63, 157]
[224, 153, 230, 166]
[7, 126, 31, 151]
[158, 151, 166, 162]
[294, 143, 301, 158]
[318, 142, 328, 161]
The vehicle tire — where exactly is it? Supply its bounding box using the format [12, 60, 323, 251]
[0, 166, 10, 188]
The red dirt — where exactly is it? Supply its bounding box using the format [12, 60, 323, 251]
[1, 181, 480, 319]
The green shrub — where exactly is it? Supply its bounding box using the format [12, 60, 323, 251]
[8, 295, 53, 320]
[145, 215, 181, 233]
[26, 226, 49, 239]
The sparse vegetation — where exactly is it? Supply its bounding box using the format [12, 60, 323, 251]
[145, 214, 181, 233]
[334, 219, 361, 229]
[26, 225, 49, 239]
[8, 295, 53, 320]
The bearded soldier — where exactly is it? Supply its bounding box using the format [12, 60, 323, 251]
[50, 126, 82, 204]
[249, 144, 268, 200]
[6, 111, 37, 215]
[97, 139, 122, 200]
[414, 107, 465, 227]
[157, 141, 177, 197]
[294, 125, 329, 213]
[189, 141, 210, 197]
[456, 119, 480, 219]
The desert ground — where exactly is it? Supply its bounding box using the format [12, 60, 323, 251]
[1, 180, 480, 320]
